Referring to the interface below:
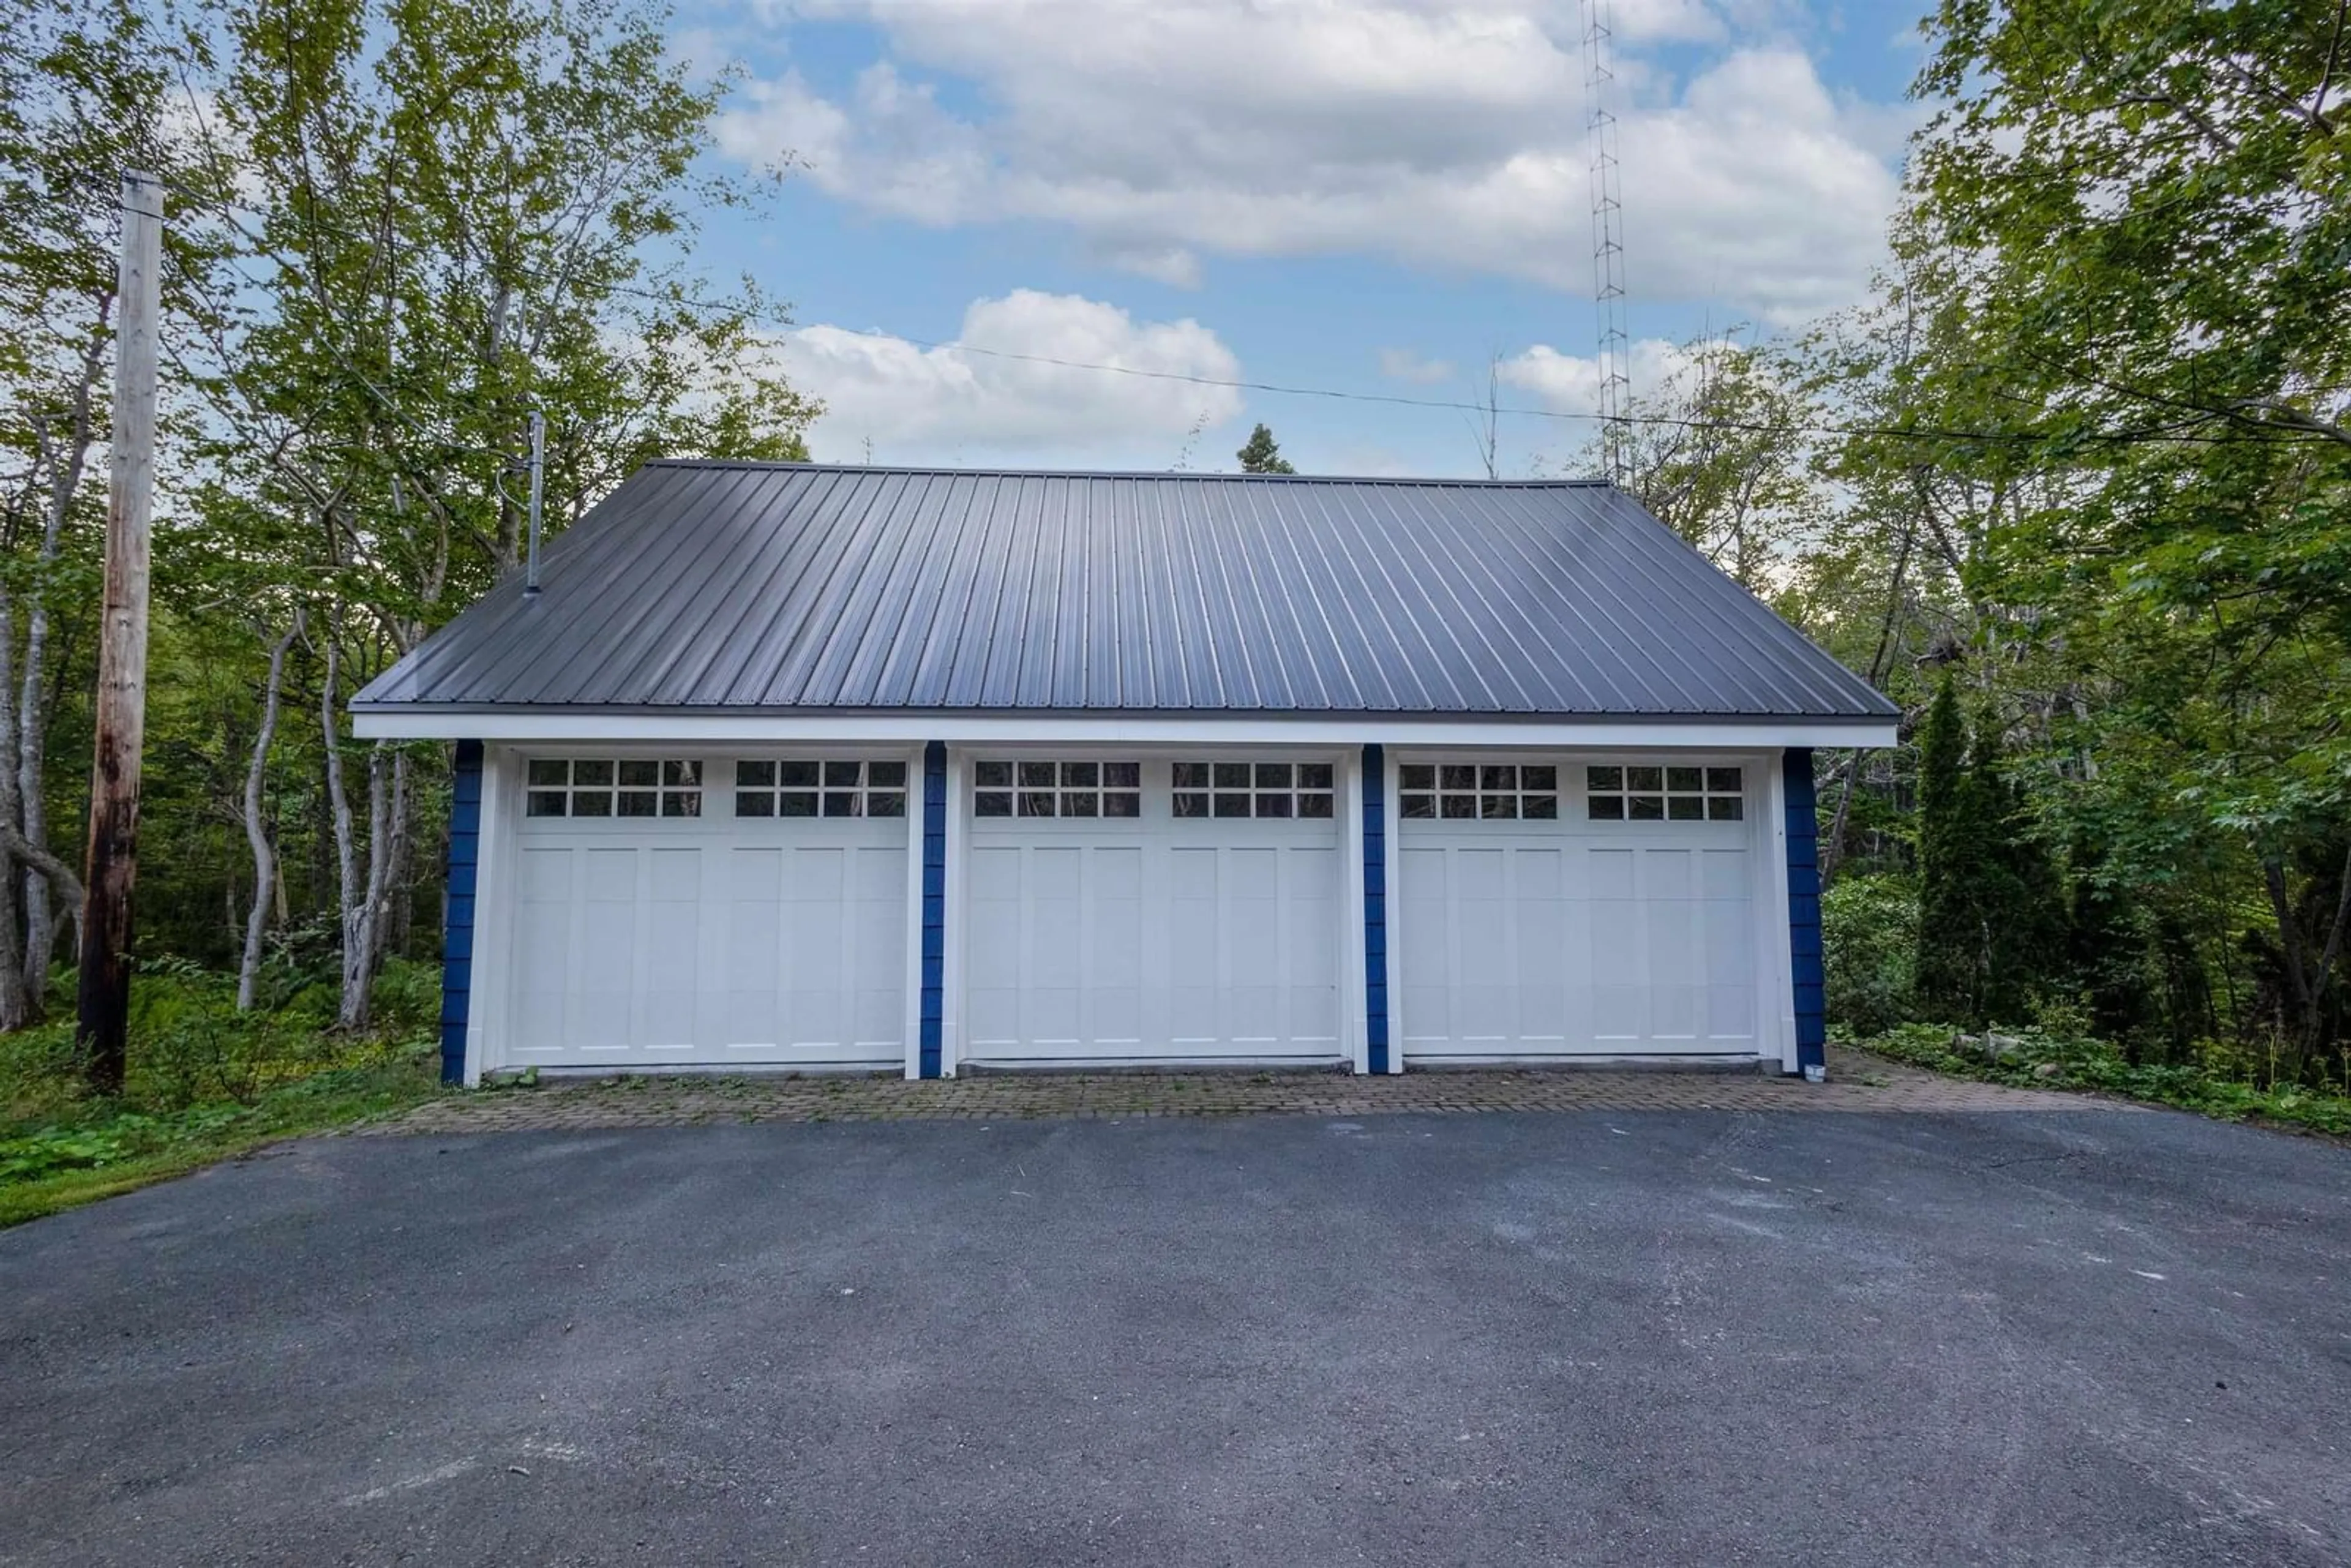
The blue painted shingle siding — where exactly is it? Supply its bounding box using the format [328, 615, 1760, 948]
[1363, 745, 1390, 1075]
[1782, 748, 1826, 1074]
[440, 740, 484, 1085]
[919, 742, 947, 1078]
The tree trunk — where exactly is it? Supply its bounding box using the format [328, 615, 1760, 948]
[236, 617, 300, 1011]
[322, 623, 409, 1033]
[21, 306, 110, 1003]
[0, 586, 31, 1032]
[322, 628, 364, 1030]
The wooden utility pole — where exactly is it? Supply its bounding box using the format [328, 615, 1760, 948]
[77, 170, 162, 1096]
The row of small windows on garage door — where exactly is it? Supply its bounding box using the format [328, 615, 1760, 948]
[522, 759, 1748, 823]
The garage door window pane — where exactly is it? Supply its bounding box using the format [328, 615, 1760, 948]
[1403, 760, 1558, 822]
[525, 757, 703, 820]
[738, 759, 912, 819]
[1586, 762, 1744, 824]
[1176, 759, 1340, 822]
[980, 759, 1142, 818]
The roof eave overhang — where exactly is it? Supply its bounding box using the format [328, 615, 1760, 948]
[350, 705, 1900, 750]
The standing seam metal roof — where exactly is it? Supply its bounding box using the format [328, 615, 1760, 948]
[352, 462, 1897, 719]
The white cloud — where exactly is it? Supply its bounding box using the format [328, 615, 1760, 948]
[775, 289, 1245, 467]
[719, 2, 1903, 321]
[1379, 348, 1457, 384]
[1498, 337, 1697, 413]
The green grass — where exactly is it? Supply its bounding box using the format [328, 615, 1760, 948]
[1850, 1022, 2351, 1138]
[0, 958, 448, 1227]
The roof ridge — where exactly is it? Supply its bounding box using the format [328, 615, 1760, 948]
[643, 459, 1614, 488]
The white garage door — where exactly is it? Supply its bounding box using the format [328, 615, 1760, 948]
[504, 756, 912, 1070]
[963, 757, 1344, 1065]
[1396, 760, 1763, 1061]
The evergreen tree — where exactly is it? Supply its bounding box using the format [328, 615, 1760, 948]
[1914, 673, 1975, 1019]
[1916, 672, 2071, 1026]
[1968, 713, 2066, 1023]
[1236, 423, 1295, 473]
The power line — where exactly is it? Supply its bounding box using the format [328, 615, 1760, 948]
[144, 174, 2310, 455]
[797, 324, 2273, 450]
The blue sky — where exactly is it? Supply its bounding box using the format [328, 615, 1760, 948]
[669, 1, 1935, 476]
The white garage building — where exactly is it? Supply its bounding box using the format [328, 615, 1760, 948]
[351, 463, 1896, 1084]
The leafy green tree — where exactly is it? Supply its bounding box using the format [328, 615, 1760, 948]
[174, 0, 821, 1029]
[0, 0, 212, 1027]
[1603, 332, 1827, 591]
[1235, 423, 1294, 474]
[1901, 0, 2351, 1055]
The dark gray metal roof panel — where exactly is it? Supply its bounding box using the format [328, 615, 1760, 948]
[353, 462, 1899, 719]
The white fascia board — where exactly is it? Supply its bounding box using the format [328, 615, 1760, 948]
[352, 709, 1897, 751]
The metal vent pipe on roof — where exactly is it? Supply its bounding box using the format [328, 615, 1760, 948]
[522, 408, 545, 598]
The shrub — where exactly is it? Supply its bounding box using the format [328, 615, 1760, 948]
[1823, 872, 1918, 1037]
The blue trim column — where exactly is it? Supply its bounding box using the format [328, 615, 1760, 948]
[1783, 747, 1826, 1078]
[919, 741, 947, 1078]
[1363, 744, 1391, 1075]
[440, 740, 484, 1086]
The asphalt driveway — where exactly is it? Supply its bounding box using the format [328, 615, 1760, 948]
[4, 1106, 2348, 1566]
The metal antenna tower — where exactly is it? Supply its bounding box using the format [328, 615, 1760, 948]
[1581, 0, 1631, 484]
